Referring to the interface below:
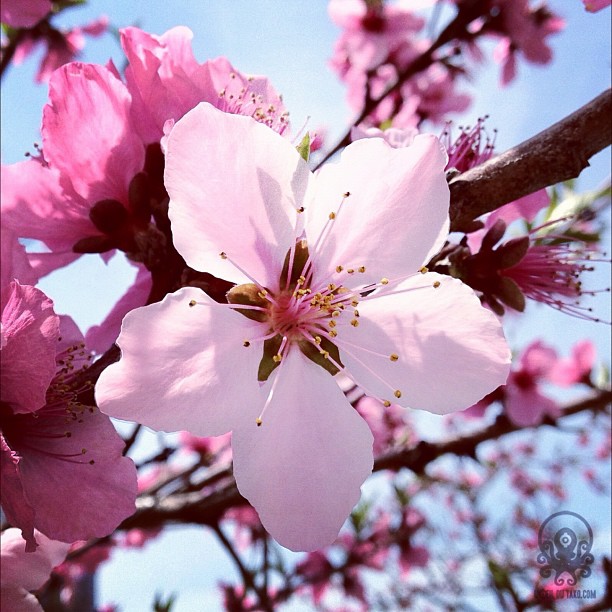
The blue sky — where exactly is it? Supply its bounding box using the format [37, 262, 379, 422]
[1, 1, 610, 610]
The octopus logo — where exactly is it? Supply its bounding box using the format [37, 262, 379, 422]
[537, 511, 595, 586]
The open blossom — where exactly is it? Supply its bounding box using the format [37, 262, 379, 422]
[11, 16, 109, 83]
[1, 528, 70, 612]
[1, 278, 137, 551]
[96, 102, 510, 551]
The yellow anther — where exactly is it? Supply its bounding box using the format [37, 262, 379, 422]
[257, 289, 268, 299]
[381, 278, 389, 285]
[256, 417, 263, 427]
[351, 299, 359, 307]
[394, 389, 402, 398]
[320, 350, 330, 359]
[329, 212, 336, 220]
[336, 265, 344, 273]
[189, 300, 197, 307]
[243, 340, 251, 347]
[332, 310, 340, 317]
[343, 191, 351, 197]
[350, 319, 359, 327]
[358, 266, 366, 273]
[219, 252, 228, 259]
[390, 353, 399, 362]
[297, 206, 305, 213]
[419, 266, 429, 274]
[328, 283, 336, 291]
[273, 354, 282, 363]
[433, 281, 441, 288]
[297, 276, 306, 285]
[383, 400, 391, 407]
[329, 320, 337, 328]
[347, 268, 355, 274]
[314, 336, 322, 344]
[353, 310, 360, 317]
[329, 330, 338, 337]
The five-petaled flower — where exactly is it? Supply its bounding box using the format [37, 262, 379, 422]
[95, 103, 510, 551]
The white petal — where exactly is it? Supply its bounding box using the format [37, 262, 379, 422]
[95, 287, 264, 436]
[165, 103, 312, 289]
[232, 348, 373, 551]
[336, 273, 511, 413]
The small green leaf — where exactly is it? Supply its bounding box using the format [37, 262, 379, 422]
[296, 133, 310, 162]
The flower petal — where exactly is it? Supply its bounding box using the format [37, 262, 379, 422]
[335, 273, 511, 413]
[165, 103, 311, 288]
[305, 134, 449, 287]
[13, 406, 137, 545]
[42, 62, 144, 204]
[232, 348, 374, 551]
[95, 286, 264, 435]
[1, 282, 59, 414]
[0, 528, 70, 591]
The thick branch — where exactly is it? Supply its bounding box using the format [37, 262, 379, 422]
[449, 89, 612, 232]
[116, 389, 610, 532]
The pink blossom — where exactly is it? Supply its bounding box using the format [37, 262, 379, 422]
[351, 124, 418, 148]
[441, 117, 496, 173]
[296, 550, 334, 604]
[121, 26, 289, 144]
[583, 0, 611, 11]
[355, 396, 412, 455]
[328, 0, 424, 72]
[1, 305, 137, 551]
[548, 340, 595, 386]
[1, 528, 70, 612]
[11, 17, 109, 83]
[96, 103, 510, 551]
[504, 341, 561, 426]
[0, 0, 51, 28]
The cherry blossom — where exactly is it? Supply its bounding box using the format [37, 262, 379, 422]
[96, 102, 510, 551]
[1, 280, 137, 551]
[0, 528, 70, 612]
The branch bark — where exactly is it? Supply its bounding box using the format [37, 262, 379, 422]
[449, 89, 612, 232]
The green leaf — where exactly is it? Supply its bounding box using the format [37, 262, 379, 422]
[296, 133, 310, 162]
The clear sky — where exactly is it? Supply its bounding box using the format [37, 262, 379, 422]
[1, 1, 610, 610]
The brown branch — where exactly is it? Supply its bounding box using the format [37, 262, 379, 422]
[113, 389, 610, 533]
[449, 89, 612, 232]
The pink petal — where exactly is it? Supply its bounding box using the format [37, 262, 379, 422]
[520, 340, 557, 379]
[1, 161, 96, 254]
[85, 264, 152, 354]
[165, 103, 310, 288]
[1, 282, 59, 414]
[305, 135, 449, 287]
[1, 436, 37, 552]
[505, 387, 559, 427]
[0, 227, 38, 294]
[95, 287, 265, 436]
[121, 26, 208, 143]
[1, 527, 70, 591]
[336, 273, 511, 413]
[42, 63, 144, 204]
[232, 348, 374, 551]
[13, 406, 137, 544]
[0, 0, 51, 28]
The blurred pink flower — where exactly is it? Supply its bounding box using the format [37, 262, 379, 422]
[12, 17, 109, 83]
[96, 103, 510, 551]
[0, 528, 69, 612]
[0, 0, 51, 28]
[583, 0, 611, 11]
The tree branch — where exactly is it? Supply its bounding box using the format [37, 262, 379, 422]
[114, 389, 610, 533]
[449, 89, 612, 232]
